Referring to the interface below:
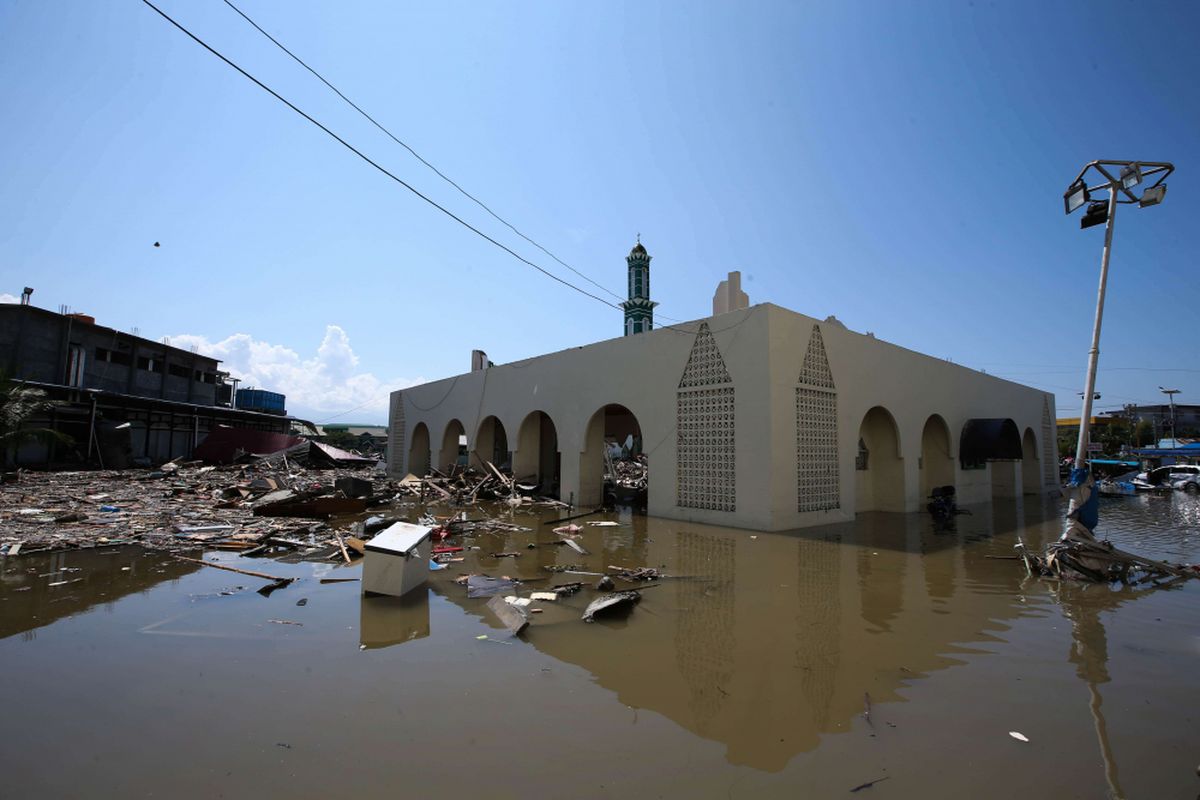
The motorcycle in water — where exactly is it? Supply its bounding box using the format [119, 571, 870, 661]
[926, 485, 958, 526]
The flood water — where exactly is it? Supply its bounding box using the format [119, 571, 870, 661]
[1, 493, 1198, 799]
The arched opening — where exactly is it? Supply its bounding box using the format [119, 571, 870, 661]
[854, 406, 905, 513]
[408, 422, 430, 477]
[960, 418, 1023, 500]
[919, 414, 955, 499]
[579, 404, 645, 509]
[1021, 427, 1041, 495]
[471, 416, 510, 472]
[438, 419, 466, 472]
[514, 410, 560, 498]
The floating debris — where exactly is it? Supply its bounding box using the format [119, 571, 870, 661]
[583, 590, 642, 622]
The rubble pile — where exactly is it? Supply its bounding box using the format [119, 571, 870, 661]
[0, 457, 571, 560]
[608, 455, 648, 493]
[0, 460, 399, 557]
[397, 462, 570, 510]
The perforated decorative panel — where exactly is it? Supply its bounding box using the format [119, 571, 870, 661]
[678, 323, 732, 388]
[797, 325, 840, 512]
[1041, 396, 1055, 487]
[798, 325, 835, 389]
[677, 323, 736, 512]
[389, 392, 405, 475]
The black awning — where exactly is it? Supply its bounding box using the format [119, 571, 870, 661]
[960, 418, 1022, 466]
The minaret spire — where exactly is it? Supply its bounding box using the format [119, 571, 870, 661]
[621, 238, 658, 336]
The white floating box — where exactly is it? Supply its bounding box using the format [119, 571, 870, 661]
[362, 522, 433, 598]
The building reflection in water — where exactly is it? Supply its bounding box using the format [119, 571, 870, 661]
[673, 530, 735, 734]
[0, 546, 199, 642]
[795, 532, 840, 730]
[421, 505, 1058, 773]
[854, 513, 908, 633]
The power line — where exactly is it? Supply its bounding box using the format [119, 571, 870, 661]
[221, 0, 629, 304]
[140, 0, 624, 313]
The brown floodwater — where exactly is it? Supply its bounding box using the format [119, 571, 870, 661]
[1, 493, 1198, 799]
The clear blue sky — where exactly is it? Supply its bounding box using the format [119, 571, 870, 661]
[1, 0, 1196, 424]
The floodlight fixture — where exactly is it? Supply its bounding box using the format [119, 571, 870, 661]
[1064, 179, 1089, 214]
[1080, 201, 1109, 229]
[1063, 158, 1175, 473]
[1139, 184, 1167, 207]
[1120, 163, 1142, 190]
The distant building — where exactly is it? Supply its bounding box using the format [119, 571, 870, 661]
[320, 424, 388, 457]
[1102, 403, 1200, 438]
[712, 271, 749, 316]
[0, 302, 301, 466]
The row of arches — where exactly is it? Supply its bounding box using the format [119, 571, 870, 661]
[405, 404, 1047, 514]
[855, 408, 1046, 512]
[406, 404, 644, 504]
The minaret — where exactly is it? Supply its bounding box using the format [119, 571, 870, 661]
[622, 238, 658, 336]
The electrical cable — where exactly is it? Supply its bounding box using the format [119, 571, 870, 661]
[140, 0, 624, 313]
[220, 0, 630, 305]
[218, 0, 693, 324]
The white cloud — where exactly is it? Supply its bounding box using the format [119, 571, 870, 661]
[169, 325, 421, 423]
[0, 293, 20, 304]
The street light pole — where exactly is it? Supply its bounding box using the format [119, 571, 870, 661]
[1074, 187, 1119, 466]
[1159, 387, 1180, 448]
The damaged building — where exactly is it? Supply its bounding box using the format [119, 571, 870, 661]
[0, 301, 302, 467]
[388, 243, 1057, 532]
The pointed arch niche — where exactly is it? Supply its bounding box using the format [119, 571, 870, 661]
[676, 322, 735, 512]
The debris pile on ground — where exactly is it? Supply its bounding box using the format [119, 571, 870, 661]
[605, 455, 647, 507]
[1016, 537, 1199, 587]
[394, 462, 569, 510]
[0, 458, 535, 558]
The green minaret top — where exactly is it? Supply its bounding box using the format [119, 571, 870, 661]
[622, 238, 658, 336]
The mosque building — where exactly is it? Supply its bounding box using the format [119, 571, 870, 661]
[388, 241, 1056, 532]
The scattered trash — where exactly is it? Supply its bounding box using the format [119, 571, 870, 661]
[595, 576, 615, 591]
[583, 590, 642, 622]
[562, 539, 589, 556]
[464, 575, 517, 599]
[608, 565, 663, 582]
[529, 592, 558, 601]
[850, 776, 890, 792]
[486, 595, 528, 635]
[170, 554, 296, 595]
[258, 578, 293, 597]
[267, 619, 302, 626]
[1008, 731, 1029, 743]
[295, 598, 308, 606]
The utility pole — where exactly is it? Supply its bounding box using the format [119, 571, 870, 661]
[1159, 387, 1180, 449]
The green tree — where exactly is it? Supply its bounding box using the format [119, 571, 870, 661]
[1134, 419, 1155, 447]
[0, 375, 72, 465]
[322, 429, 359, 450]
[1095, 421, 1131, 455]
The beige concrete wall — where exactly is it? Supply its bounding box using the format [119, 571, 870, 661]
[389, 303, 1056, 532]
